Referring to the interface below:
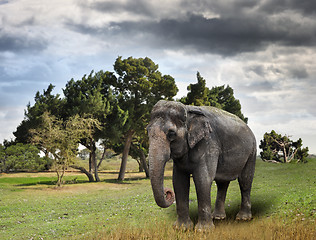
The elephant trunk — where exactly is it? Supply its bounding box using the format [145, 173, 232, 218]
[148, 129, 175, 208]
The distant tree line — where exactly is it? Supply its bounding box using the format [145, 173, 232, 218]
[1, 56, 309, 184]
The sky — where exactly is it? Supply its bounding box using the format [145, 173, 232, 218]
[0, 0, 316, 154]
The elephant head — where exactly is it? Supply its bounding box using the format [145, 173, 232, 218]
[147, 100, 212, 208]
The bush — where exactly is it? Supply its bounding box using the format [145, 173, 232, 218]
[0, 143, 51, 172]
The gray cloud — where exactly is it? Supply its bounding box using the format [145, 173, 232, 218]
[0, 0, 8, 5]
[260, 0, 316, 16]
[0, 15, 47, 53]
[70, 0, 316, 57]
[288, 66, 309, 79]
[0, 34, 47, 53]
[87, 0, 155, 17]
[0, 18, 48, 52]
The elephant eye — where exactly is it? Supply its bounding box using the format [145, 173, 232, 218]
[167, 130, 177, 141]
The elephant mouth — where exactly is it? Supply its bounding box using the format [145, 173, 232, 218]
[164, 187, 175, 204]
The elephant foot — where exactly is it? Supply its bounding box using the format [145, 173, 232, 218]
[173, 219, 194, 231]
[236, 211, 252, 221]
[212, 210, 226, 220]
[194, 221, 215, 232]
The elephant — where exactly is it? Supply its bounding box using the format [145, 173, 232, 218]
[147, 100, 257, 231]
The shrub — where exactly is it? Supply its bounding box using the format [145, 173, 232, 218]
[0, 143, 51, 172]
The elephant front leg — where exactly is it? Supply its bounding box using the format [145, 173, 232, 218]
[192, 169, 214, 231]
[173, 165, 193, 230]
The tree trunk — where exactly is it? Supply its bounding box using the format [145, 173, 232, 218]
[93, 150, 100, 182]
[97, 147, 107, 169]
[56, 165, 65, 187]
[87, 139, 99, 182]
[138, 159, 144, 172]
[282, 147, 288, 163]
[56, 169, 61, 187]
[118, 130, 134, 181]
[89, 139, 100, 182]
[89, 150, 93, 173]
[130, 144, 149, 178]
[139, 149, 150, 178]
[288, 148, 298, 163]
[70, 165, 95, 182]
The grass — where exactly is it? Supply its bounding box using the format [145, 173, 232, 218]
[0, 159, 315, 239]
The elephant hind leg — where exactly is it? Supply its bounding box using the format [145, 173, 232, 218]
[236, 153, 256, 221]
[213, 181, 230, 220]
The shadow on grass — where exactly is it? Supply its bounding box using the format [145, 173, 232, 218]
[16, 178, 90, 187]
[15, 174, 167, 187]
[166, 192, 277, 225]
[104, 179, 133, 184]
[103, 175, 171, 184]
[16, 181, 56, 186]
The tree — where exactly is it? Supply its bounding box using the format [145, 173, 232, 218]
[181, 72, 210, 106]
[14, 84, 65, 145]
[259, 130, 309, 163]
[0, 142, 50, 173]
[181, 72, 248, 123]
[30, 112, 100, 186]
[208, 85, 248, 123]
[113, 56, 178, 181]
[63, 70, 128, 182]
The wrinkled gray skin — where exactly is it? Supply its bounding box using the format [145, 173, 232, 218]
[147, 100, 256, 231]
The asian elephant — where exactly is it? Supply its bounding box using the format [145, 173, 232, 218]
[147, 100, 256, 231]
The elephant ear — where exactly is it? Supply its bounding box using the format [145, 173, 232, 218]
[187, 108, 212, 149]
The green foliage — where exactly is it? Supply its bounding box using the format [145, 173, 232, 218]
[208, 85, 248, 123]
[259, 130, 309, 163]
[295, 144, 309, 163]
[0, 143, 50, 172]
[63, 70, 126, 141]
[181, 72, 248, 123]
[182, 72, 210, 106]
[30, 112, 100, 186]
[14, 84, 64, 144]
[113, 56, 178, 132]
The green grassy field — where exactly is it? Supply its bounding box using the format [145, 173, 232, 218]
[0, 159, 315, 239]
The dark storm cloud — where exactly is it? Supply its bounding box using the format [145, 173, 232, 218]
[69, 0, 316, 57]
[67, 10, 316, 56]
[85, 0, 316, 19]
[115, 15, 273, 56]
